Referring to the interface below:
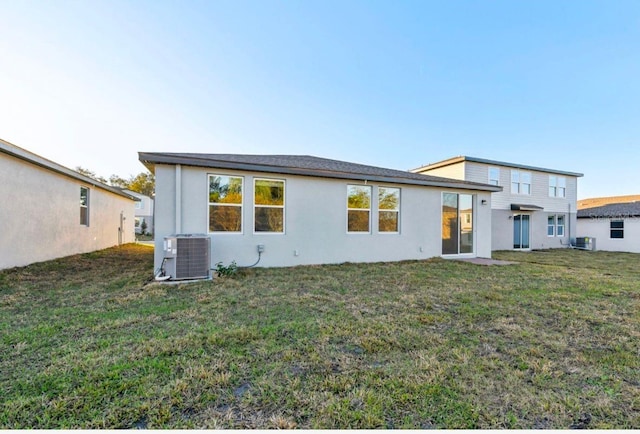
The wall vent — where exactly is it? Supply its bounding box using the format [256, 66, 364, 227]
[163, 234, 210, 280]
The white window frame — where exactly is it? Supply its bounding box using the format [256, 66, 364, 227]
[488, 167, 500, 186]
[549, 176, 566, 198]
[511, 170, 531, 195]
[135, 199, 143, 210]
[378, 186, 400, 234]
[347, 184, 372, 234]
[80, 186, 89, 226]
[208, 174, 244, 234]
[547, 215, 555, 237]
[556, 215, 565, 237]
[253, 178, 285, 234]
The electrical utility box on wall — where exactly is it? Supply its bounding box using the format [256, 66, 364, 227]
[163, 234, 211, 280]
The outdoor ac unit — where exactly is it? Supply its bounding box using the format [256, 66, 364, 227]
[163, 234, 210, 280]
[575, 237, 596, 251]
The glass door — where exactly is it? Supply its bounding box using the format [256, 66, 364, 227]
[442, 193, 474, 255]
[513, 214, 530, 249]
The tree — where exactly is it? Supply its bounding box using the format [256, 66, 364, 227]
[75, 166, 108, 184]
[75, 166, 155, 196]
[108, 174, 129, 188]
[140, 219, 148, 235]
[127, 172, 155, 197]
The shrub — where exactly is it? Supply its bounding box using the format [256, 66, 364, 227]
[215, 260, 238, 277]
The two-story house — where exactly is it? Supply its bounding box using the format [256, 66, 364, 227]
[413, 156, 583, 251]
[123, 189, 154, 235]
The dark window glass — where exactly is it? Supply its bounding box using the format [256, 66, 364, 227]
[255, 207, 284, 232]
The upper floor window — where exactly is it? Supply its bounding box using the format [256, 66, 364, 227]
[208, 174, 243, 232]
[610, 220, 624, 239]
[80, 187, 89, 226]
[511, 170, 531, 195]
[347, 185, 371, 233]
[378, 187, 400, 233]
[254, 178, 285, 233]
[135, 199, 144, 210]
[549, 176, 566, 198]
[488, 167, 500, 186]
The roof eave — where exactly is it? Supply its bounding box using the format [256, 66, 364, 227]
[1, 138, 138, 201]
[139, 153, 502, 192]
[413, 155, 584, 178]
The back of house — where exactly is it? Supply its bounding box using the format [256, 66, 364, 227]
[577, 197, 640, 253]
[139, 152, 501, 274]
[413, 156, 583, 251]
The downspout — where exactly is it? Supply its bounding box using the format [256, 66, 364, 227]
[568, 202, 572, 242]
[118, 211, 124, 245]
[175, 164, 182, 234]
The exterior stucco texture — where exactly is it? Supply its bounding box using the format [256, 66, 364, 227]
[153, 164, 494, 269]
[0, 152, 136, 269]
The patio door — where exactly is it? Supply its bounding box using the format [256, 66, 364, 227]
[442, 193, 474, 255]
[513, 214, 530, 250]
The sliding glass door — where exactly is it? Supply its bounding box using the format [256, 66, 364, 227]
[513, 214, 530, 249]
[442, 193, 474, 255]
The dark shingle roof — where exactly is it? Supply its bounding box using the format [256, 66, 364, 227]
[577, 202, 640, 219]
[138, 152, 502, 192]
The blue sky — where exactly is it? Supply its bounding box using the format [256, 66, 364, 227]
[1, 0, 638, 198]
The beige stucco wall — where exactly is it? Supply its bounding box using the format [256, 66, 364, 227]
[0, 152, 136, 269]
[491, 209, 574, 251]
[577, 217, 640, 253]
[153, 164, 494, 270]
[418, 161, 580, 251]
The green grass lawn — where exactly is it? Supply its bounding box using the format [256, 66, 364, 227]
[1, 245, 639, 428]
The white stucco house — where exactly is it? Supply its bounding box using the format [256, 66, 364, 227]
[0, 138, 138, 270]
[413, 156, 583, 251]
[123, 189, 154, 235]
[138, 152, 501, 271]
[577, 201, 640, 253]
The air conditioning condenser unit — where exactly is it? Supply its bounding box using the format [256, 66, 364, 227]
[163, 234, 211, 280]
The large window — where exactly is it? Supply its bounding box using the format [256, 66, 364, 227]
[488, 167, 500, 186]
[254, 178, 285, 233]
[208, 175, 243, 232]
[511, 170, 531, 195]
[347, 185, 371, 233]
[549, 176, 566, 198]
[378, 187, 400, 233]
[610, 220, 624, 239]
[80, 187, 89, 226]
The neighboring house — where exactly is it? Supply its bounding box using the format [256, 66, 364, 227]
[412, 156, 583, 251]
[0, 138, 137, 270]
[577, 200, 640, 253]
[123, 189, 154, 235]
[578, 194, 640, 210]
[138, 152, 501, 270]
